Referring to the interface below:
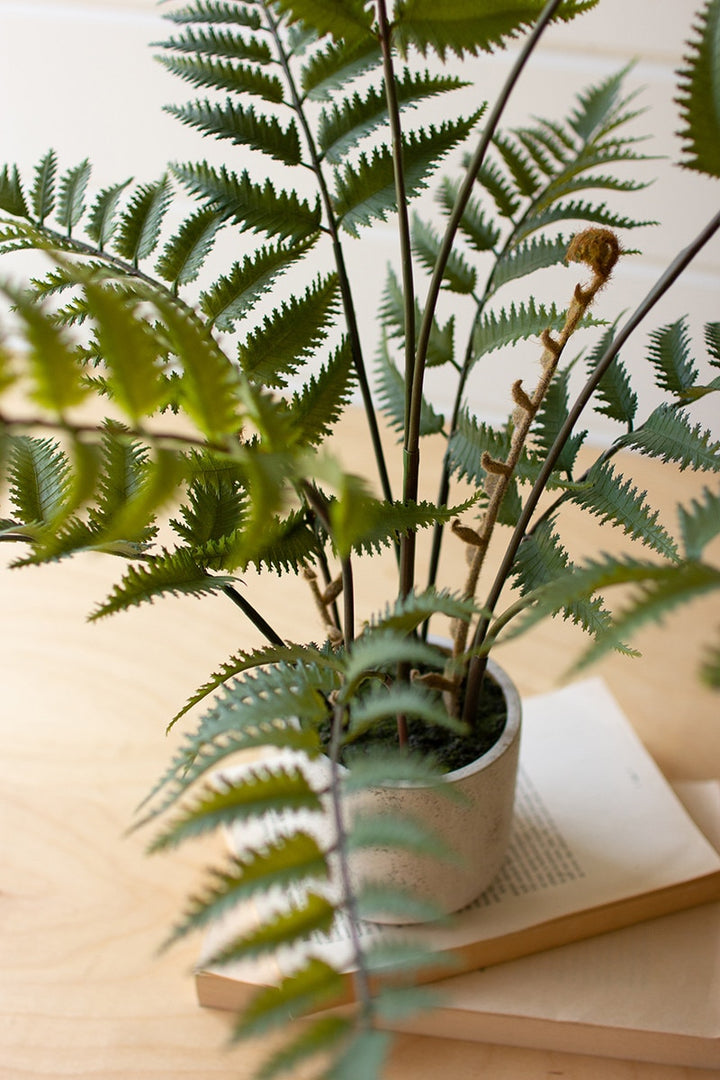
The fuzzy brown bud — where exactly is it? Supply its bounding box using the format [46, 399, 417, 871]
[566, 227, 622, 280]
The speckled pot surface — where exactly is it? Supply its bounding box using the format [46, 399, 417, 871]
[347, 659, 521, 924]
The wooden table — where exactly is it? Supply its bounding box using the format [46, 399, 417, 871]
[2, 409, 719, 1079]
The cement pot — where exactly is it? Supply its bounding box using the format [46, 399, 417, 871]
[346, 659, 521, 924]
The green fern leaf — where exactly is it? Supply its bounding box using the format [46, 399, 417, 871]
[157, 54, 284, 103]
[207, 506, 319, 575]
[149, 765, 324, 853]
[199, 233, 318, 330]
[625, 404, 720, 472]
[493, 133, 540, 197]
[0, 164, 29, 218]
[90, 547, 234, 620]
[56, 159, 91, 236]
[340, 631, 447, 697]
[234, 959, 344, 1039]
[30, 150, 57, 224]
[165, 834, 329, 946]
[89, 427, 156, 543]
[318, 69, 467, 164]
[411, 213, 476, 294]
[113, 176, 172, 266]
[374, 333, 444, 436]
[89, 446, 186, 550]
[436, 177, 500, 252]
[237, 273, 340, 388]
[171, 161, 322, 242]
[706, 321, 720, 367]
[166, 100, 302, 166]
[164, 1, 263, 29]
[349, 494, 479, 558]
[491, 234, 569, 294]
[646, 318, 700, 398]
[3, 284, 88, 413]
[533, 365, 587, 474]
[586, 322, 638, 426]
[273, 0, 374, 44]
[159, 25, 272, 64]
[380, 267, 455, 367]
[394, 0, 598, 59]
[333, 113, 481, 236]
[515, 197, 654, 242]
[447, 410, 548, 487]
[569, 63, 642, 142]
[568, 462, 679, 559]
[301, 36, 381, 101]
[285, 338, 355, 446]
[473, 298, 574, 360]
[676, 0, 720, 177]
[474, 157, 521, 218]
[205, 892, 337, 967]
[170, 458, 246, 551]
[349, 682, 465, 738]
[511, 520, 615, 640]
[155, 206, 221, 287]
[84, 282, 167, 421]
[254, 1017, 352, 1080]
[86, 179, 133, 251]
[7, 436, 70, 528]
[679, 486, 720, 558]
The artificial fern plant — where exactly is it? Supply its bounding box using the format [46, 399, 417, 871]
[0, 0, 719, 1075]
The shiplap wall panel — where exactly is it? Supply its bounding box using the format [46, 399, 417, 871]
[0, 0, 718, 441]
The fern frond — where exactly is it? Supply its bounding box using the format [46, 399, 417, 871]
[473, 299, 588, 360]
[532, 364, 587, 474]
[586, 322, 638, 426]
[237, 273, 340, 388]
[273, 0, 374, 44]
[90, 547, 233, 620]
[210, 507, 320, 575]
[646, 318, 699, 398]
[678, 486, 720, 558]
[170, 459, 246, 551]
[706, 321, 720, 367]
[30, 149, 57, 224]
[86, 179, 133, 251]
[348, 682, 464, 738]
[285, 338, 355, 446]
[170, 642, 342, 727]
[511, 520, 616, 641]
[473, 157, 521, 218]
[171, 161, 322, 242]
[493, 133, 540, 198]
[233, 959, 344, 1039]
[7, 436, 70, 529]
[165, 100, 302, 166]
[374, 333, 444, 437]
[349, 494, 479, 558]
[199, 233, 319, 331]
[515, 198, 654, 242]
[317, 69, 467, 164]
[394, 0, 598, 60]
[113, 176, 172, 266]
[56, 159, 91, 236]
[436, 177, 500, 252]
[676, 0, 720, 178]
[567, 462, 679, 559]
[447, 410, 546, 488]
[155, 206, 222, 287]
[157, 54, 284, 104]
[569, 63, 643, 142]
[149, 764, 324, 853]
[411, 213, 476, 294]
[89, 427, 156, 543]
[333, 113, 481, 236]
[0, 163, 29, 218]
[625, 404, 720, 472]
[206, 891, 337, 967]
[158, 26, 272, 64]
[253, 1017, 352, 1080]
[3, 283, 89, 413]
[300, 36, 381, 101]
[163, 1, 264, 29]
[380, 267, 455, 368]
[340, 632, 447, 697]
[491, 234, 569, 294]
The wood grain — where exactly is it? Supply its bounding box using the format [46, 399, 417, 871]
[1, 408, 718, 1079]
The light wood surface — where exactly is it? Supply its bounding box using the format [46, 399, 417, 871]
[2, 408, 719, 1079]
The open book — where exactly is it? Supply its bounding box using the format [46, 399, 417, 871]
[195, 679, 720, 1015]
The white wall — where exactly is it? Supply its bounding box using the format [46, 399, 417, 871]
[1, 0, 718, 442]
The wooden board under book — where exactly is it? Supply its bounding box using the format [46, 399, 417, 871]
[195, 679, 720, 1029]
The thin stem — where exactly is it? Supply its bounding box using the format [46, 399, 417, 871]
[302, 482, 355, 647]
[263, 4, 393, 505]
[462, 206, 720, 721]
[221, 583, 285, 646]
